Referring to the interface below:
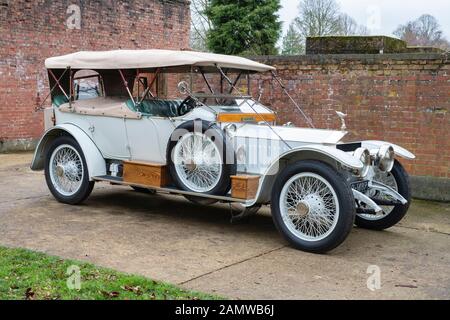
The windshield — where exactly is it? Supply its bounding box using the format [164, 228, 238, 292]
[188, 68, 262, 107]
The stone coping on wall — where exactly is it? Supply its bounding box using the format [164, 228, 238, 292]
[251, 52, 450, 64]
[306, 36, 408, 55]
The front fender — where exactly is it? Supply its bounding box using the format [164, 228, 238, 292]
[30, 124, 106, 179]
[247, 144, 363, 206]
[266, 144, 363, 175]
[362, 140, 415, 160]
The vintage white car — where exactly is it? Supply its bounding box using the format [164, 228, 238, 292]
[31, 50, 415, 253]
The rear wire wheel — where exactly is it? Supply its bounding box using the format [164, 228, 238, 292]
[45, 135, 94, 204]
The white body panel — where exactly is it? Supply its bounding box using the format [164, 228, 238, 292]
[43, 107, 54, 131]
[362, 140, 416, 160]
[228, 123, 351, 175]
[91, 117, 129, 159]
[124, 108, 215, 163]
[233, 124, 347, 145]
[233, 100, 274, 114]
[45, 104, 367, 177]
[245, 145, 364, 206]
[125, 117, 174, 163]
[55, 108, 130, 159]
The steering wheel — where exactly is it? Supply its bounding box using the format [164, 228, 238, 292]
[178, 96, 197, 116]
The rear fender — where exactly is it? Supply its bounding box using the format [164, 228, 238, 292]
[30, 124, 106, 179]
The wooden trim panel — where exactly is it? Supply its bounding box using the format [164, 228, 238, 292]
[123, 161, 170, 187]
[231, 175, 260, 200]
[217, 113, 276, 123]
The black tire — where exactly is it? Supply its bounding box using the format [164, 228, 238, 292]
[131, 186, 156, 194]
[355, 160, 411, 230]
[44, 135, 94, 205]
[271, 160, 355, 253]
[167, 120, 236, 196]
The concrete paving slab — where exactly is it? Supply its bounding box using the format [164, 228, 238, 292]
[183, 226, 450, 299]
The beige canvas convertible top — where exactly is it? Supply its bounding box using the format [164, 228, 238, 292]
[45, 49, 275, 72]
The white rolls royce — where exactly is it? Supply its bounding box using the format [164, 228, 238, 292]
[31, 49, 415, 253]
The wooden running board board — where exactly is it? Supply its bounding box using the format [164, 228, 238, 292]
[92, 175, 251, 204]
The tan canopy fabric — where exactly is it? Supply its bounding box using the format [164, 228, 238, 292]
[59, 97, 141, 119]
[45, 49, 275, 72]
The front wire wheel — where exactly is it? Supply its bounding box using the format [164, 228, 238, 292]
[355, 160, 411, 230]
[280, 173, 340, 241]
[358, 168, 398, 221]
[271, 160, 355, 253]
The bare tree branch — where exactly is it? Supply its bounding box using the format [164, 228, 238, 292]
[394, 14, 449, 49]
[190, 0, 211, 51]
[285, 0, 368, 54]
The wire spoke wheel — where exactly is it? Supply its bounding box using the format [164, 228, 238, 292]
[173, 132, 222, 193]
[280, 172, 340, 242]
[49, 144, 84, 196]
[355, 160, 411, 230]
[360, 168, 398, 221]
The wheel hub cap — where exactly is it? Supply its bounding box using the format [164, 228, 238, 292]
[304, 194, 326, 213]
[184, 160, 197, 171]
[296, 201, 310, 217]
[55, 165, 65, 177]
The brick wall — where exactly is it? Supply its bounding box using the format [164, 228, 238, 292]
[0, 0, 190, 149]
[252, 53, 449, 181]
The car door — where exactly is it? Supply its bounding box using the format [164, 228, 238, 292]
[89, 116, 130, 159]
[125, 117, 175, 163]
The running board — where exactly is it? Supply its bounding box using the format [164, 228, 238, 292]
[92, 175, 251, 204]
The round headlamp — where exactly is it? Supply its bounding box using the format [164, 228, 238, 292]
[236, 146, 247, 163]
[354, 147, 371, 177]
[377, 145, 395, 172]
[224, 123, 237, 136]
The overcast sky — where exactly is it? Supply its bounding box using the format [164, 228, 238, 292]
[279, 0, 450, 39]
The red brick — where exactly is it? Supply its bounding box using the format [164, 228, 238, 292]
[251, 55, 450, 178]
[0, 0, 190, 141]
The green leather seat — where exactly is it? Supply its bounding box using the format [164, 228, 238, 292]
[126, 99, 181, 117]
[52, 95, 69, 107]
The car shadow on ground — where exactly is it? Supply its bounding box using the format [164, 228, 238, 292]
[78, 187, 415, 256]
[85, 187, 278, 232]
